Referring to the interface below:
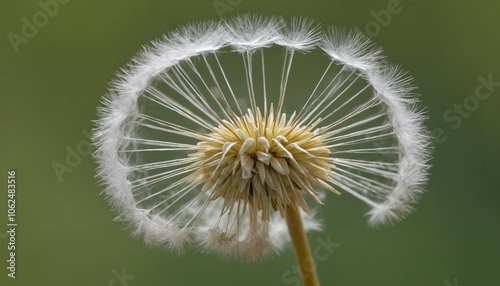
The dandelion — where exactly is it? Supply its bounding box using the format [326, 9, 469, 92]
[93, 14, 430, 285]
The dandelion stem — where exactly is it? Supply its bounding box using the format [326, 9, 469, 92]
[286, 204, 320, 286]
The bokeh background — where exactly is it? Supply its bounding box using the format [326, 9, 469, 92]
[1, 0, 499, 285]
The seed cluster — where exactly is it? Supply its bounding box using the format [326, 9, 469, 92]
[189, 107, 339, 230]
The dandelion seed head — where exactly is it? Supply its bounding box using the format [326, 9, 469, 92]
[93, 14, 431, 261]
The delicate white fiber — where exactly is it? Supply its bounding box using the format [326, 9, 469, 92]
[223, 14, 282, 52]
[93, 14, 431, 261]
[275, 16, 320, 51]
[321, 27, 384, 71]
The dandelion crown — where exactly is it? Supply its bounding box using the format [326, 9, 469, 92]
[93, 15, 430, 261]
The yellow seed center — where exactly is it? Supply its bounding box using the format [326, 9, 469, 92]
[190, 107, 338, 224]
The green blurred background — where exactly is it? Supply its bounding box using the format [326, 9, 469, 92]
[1, 0, 499, 285]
